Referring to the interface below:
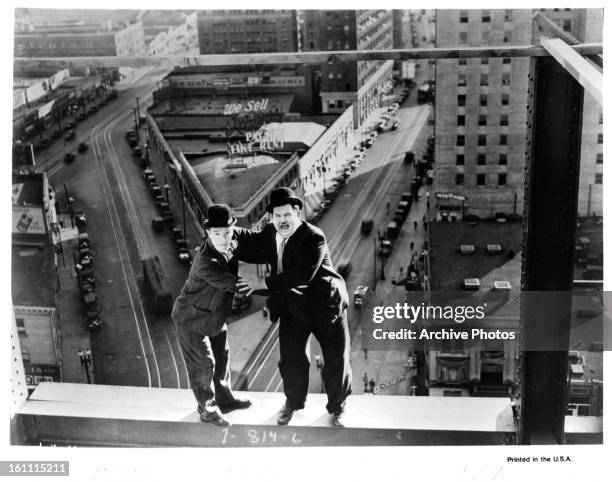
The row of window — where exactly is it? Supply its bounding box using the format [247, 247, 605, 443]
[459, 9, 514, 23]
[457, 114, 509, 126]
[458, 58, 512, 66]
[454, 153, 603, 167]
[456, 173, 507, 186]
[458, 93, 510, 107]
[457, 73, 511, 87]
[456, 134, 509, 146]
[456, 153, 508, 165]
[459, 31, 513, 44]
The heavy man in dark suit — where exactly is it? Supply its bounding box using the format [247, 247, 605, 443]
[171, 204, 253, 427]
[235, 188, 352, 426]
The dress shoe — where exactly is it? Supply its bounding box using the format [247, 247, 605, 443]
[333, 407, 346, 427]
[200, 410, 230, 427]
[277, 402, 295, 425]
[218, 398, 252, 414]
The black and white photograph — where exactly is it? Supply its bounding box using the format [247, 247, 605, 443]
[3, 1, 609, 480]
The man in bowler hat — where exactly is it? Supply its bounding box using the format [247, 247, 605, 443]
[235, 187, 352, 426]
[171, 204, 253, 427]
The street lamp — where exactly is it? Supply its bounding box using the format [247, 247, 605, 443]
[78, 348, 92, 384]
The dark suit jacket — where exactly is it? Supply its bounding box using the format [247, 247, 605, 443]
[171, 240, 240, 336]
[235, 222, 348, 324]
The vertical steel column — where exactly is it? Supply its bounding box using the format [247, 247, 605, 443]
[517, 56, 584, 444]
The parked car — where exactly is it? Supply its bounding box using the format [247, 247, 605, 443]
[77, 142, 89, 153]
[361, 218, 374, 235]
[354, 285, 369, 307]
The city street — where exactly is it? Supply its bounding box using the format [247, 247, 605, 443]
[41, 66, 199, 389]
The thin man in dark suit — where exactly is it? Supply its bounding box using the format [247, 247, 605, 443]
[235, 187, 352, 426]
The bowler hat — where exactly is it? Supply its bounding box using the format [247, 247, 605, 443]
[204, 204, 237, 229]
[266, 187, 303, 213]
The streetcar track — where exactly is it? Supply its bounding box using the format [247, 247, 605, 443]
[90, 123, 155, 387]
[102, 103, 190, 389]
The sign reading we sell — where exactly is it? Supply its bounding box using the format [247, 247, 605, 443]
[224, 98, 271, 116]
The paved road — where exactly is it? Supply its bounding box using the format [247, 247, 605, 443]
[44, 66, 197, 389]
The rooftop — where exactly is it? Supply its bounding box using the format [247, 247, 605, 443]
[429, 219, 523, 291]
[12, 173, 44, 206]
[11, 244, 56, 307]
[189, 152, 290, 207]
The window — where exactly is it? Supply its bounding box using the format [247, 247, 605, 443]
[456, 174, 464, 185]
[479, 114, 487, 126]
[459, 32, 468, 44]
[480, 74, 488, 86]
[477, 174, 486, 185]
[502, 73, 511, 85]
[456, 154, 465, 165]
[595, 173, 603, 184]
[21, 350, 30, 363]
[482, 10, 491, 22]
[596, 153, 603, 164]
[480, 94, 487, 106]
[503, 58, 512, 65]
[16, 318, 26, 335]
[501, 94, 510, 106]
[597, 133, 603, 144]
[500, 134, 508, 145]
[458, 73, 466, 86]
[500, 114, 509, 126]
[499, 153, 508, 165]
[458, 95, 466, 106]
[328, 72, 335, 79]
[458, 58, 467, 66]
[481, 31, 489, 43]
[504, 9, 513, 21]
[504, 31, 512, 43]
[498, 173, 507, 185]
[563, 19, 572, 32]
[478, 134, 487, 146]
[478, 153, 486, 165]
[459, 10, 468, 23]
[481, 57, 489, 64]
[456, 135, 465, 146]
[457, 115, 465, 126]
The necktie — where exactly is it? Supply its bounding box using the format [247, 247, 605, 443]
[277, 239, 287, 274]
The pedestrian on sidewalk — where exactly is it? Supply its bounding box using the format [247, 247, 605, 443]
[413, 220, 418, 231]
[363, 372, 369, 392]
[399, 266, 404, 277]
[409, 241, 414, 251]
[369, 378, 376, 394]
[362, 345, 368, 359]
[386, 201, 390, 214]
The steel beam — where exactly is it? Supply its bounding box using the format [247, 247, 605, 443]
[540, 37, 603, 105]
[13, 43, 603, 70]
[518, 55, 584, 444]
[533, 11, 603, 68]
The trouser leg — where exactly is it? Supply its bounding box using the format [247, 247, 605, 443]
[313, 312, 352, 413]
[210, 326, 234, 404]
[176, 326, 218, 415]
[278, 315, 311, 410]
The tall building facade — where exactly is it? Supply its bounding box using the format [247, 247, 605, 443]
[434, 9, 532, 219]
[433, 8, 603, 219]
[197, 10, 298, 54]
[13, 21, 146, 58]
[301, 10, 394, 126]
